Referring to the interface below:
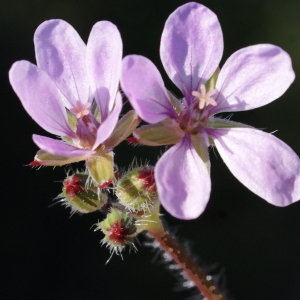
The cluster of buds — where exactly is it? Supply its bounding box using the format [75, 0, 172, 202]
[97, 165, 158, 255]
[58, 165, 158, 256]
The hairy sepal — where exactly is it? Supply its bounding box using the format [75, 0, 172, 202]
[104, 110, 141, 149]
[191, 134, 210, 173]
[86, 151, 114, 185]
[133, 121, 183, 146]
[207, 117, 253, 129]
[32, 150, 89, 166]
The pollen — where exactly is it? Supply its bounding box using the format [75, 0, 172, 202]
[192, 84, 217, 110]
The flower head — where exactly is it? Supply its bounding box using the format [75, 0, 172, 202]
[9, 20, 127, 184]
[121, 2, 300, 219]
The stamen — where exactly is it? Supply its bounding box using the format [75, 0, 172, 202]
[70, 101, 91, 118]
[192, 84, 217, 110]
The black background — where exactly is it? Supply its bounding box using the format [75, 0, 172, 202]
[2, 0, 300, 299]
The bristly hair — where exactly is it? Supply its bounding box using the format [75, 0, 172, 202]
[143, 222, 230, 300]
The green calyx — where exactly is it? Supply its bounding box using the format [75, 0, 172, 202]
[133, 121, 183, 146]
[86, 150, 114, 185]
[62, 173, 107, 213]
[205, 67, 220, 91]
[116, 166, 158, 212]
[104, 110, 141, 149]
[207, 117, 253, 129]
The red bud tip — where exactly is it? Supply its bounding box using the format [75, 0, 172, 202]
[64, 175, 83, 198]
[98, 179, 112, 189]
[127, 137, 139, 144]
[108, 221, 132, 244]
[29, 161, 42, 166]
[139, 167, 156, 193]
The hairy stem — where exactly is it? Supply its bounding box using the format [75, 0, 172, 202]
[148, 222, 227, 300]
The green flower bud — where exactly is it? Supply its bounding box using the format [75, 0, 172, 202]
[116, 166, 158, 212]
[95, 208, 138, 256]
[61, 173, 107, 213]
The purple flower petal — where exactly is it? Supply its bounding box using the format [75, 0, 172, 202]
[121, 55, 177, 124]
[212, 44, 295, 114]
[93, 92, 122, 149]
[34, 19, 90, 109]
[155, 135, 211, 219]
[87, 21, 122, 121]
[9, 61, 75, 138]
[213, 128, 300, 206]
[160, 2, 223, 104]
[33, 134, 94, 157]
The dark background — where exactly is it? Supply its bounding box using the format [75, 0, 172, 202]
[2, 0, 300, 299]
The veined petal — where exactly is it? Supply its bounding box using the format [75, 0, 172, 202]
[212, 44, 295, 114]
[213, 128, 300, 206]
[160, 2, 223, 104]
[87, 21, 122, 121]
[121, 55, 177, 124]
[155, 135, 211, 219]
[34, 19, 90, 109]
[33, 134, 94, 157]
[9, 61, 75, 138]
[93, 92, 122, 150]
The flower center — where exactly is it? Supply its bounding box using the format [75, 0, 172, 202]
[69, 101, 100, 149]
[179, 85, 217, 134]
[192, 84, 217, 110]
[70, 101, 91, 118]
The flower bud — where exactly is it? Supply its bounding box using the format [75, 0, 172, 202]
[96, 208, 137, 255]
[116, 166, 158, 212]
[61, 173, 107, 213]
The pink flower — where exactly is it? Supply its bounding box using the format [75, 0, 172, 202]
[9, 20, 123, 184]
[121, 2, 300, 219]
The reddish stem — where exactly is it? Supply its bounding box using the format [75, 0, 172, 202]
[150, 230, 227, 300]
